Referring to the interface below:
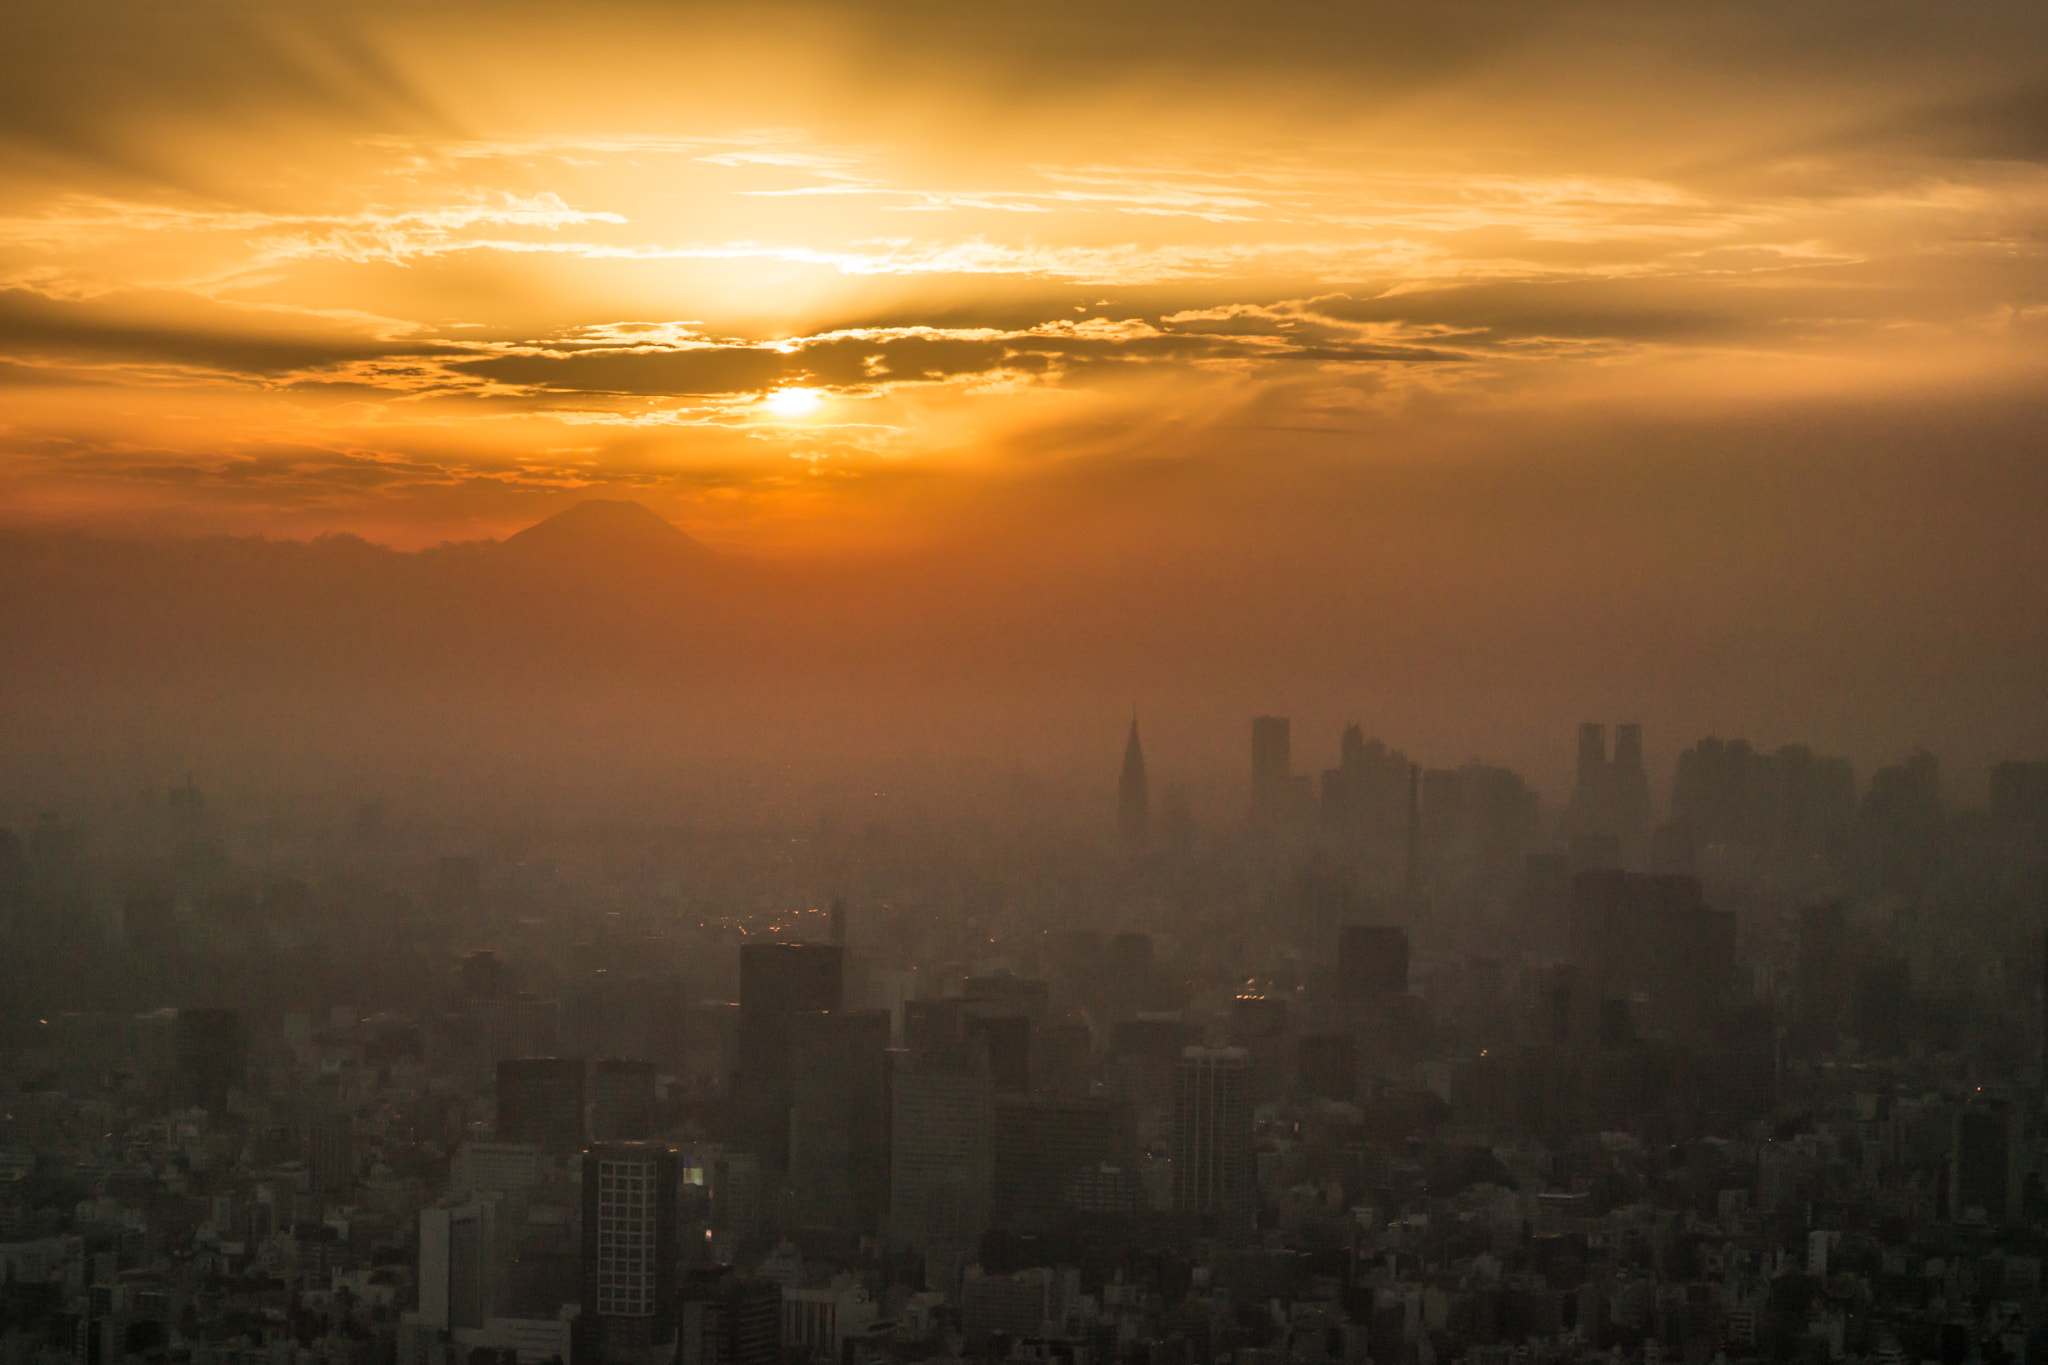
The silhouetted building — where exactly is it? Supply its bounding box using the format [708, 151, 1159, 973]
[1119, 715, 1149, 846]
[1336, 925, 1409, 1000]
[1571, 870, 1735, 1042]
[497, 1057, 586, 1154]
[1295, 1034, 1357, 1102]
[736, 942, 843, 1170]
[582, 1143, 680, 1363]
[591, 1058, 658, 1142]
[903, 997, 963, 1054]
[966, 1013, 1030, 1094]
[1860, 751, 1944, 898]
[1105, 931, 1158, 1015]
[1952, 1103, 2020, 1224]
[461, 950, 509, 1003]
[307, 1111, 355, 1197]
[1566, 721, 1649, 857]
[1991, 761, 2048, 841]
[1413, 763, 1541, 900]
[1251, 716, 1292, 824]
[1612, 723, 1648, 841]
[1670, 737, 1855, 859]
[787, 1009, 891, 1234]
[1173, 1047, 1253, 1241]
[173, 1008, 243, 1111]
[1035, 1021, 1092, 1098]
[889, 1041, 993, 1257]
[1852, 955, 1911, 1056]
[992, 1095, 1132, 1228]
[1793, 901, 1850, 1050]
[419, 1201, 495, 1332]
[962, 973, 1051, 1026]
[679, 1266, 781, 1365]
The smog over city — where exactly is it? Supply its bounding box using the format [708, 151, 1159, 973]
[1, 5, 2047, 1365]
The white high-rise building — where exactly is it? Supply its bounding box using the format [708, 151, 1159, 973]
[418, 1201, 496, 1331]
[582, 1144, 678, 1363]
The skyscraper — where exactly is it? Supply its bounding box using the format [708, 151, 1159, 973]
[680, 1266, 781, 1365]
[736, 942, 843, 1171]
[173, 1008, 244, 1111]
[1612, 723, 1649, 842]
[1577, 722, 1607, 798]
[1172, 1047, 1253, 1241]
[1952, 1103, 2020, 1224]
[591, 1058, 658, 1142]
[1118, 714, 1149, 846]
[496, 1057, 586, 1155]
[786, 1008, 892, 1234]
[419, 1201, 496, 1332]
[582, 1143, 680, 1363]
[1336, 925, 1409, 1000]
[1251, 716, 1291, 823]
[991, 1094, 1132, 1229]
[1567, 720, 1650, 858]
[307, 1111, 356, 1197]
[889, 1042, 993, 1258]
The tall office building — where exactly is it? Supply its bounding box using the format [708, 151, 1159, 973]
[786, 1009, 892, 1234]
[307, 1111, 356, 1197]
[419, 1201, 496, 1331]
[1576, 723, 1606, 803]
[1952, 1103, 2021, 1224]
[1118, 715, 1150, 846]
[991, 1095, 1132, 1229]
[965, 1014, 1030, 1094]
[591, 1058, 658, 1142]
[903, 997, 963, 1054]
[582, 1143, 680, 1364]
[1104, 931, 1156, 1017]
[1567, 721, 1650, 853]
[173, 1008, 244, 1111]
[1571, 870, 1735, 1043]
[1336, 925, 1410, 1000]
[1172, 1048, 1253, 1241]
[679, 1266, 781, 1365]
[889, 1042, 993, 1257]
[1251, 716, 1292, 823]
[496, 1057, 586, 1155]
[461, 950, 509, 1004]
[736, 942, 843, 1171]
[1612, 723, 1649, 842]
[1793, 901, 1850, 1049]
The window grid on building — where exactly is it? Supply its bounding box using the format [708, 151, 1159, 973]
[595, 1159, 657, 1316]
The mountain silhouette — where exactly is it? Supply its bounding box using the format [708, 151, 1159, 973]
[499, 499, 713, 568]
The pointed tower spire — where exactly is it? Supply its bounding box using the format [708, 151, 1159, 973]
[1118, 710, 1150, 846]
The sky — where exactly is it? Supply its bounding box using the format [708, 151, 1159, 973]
[1, 0, 2045, 801]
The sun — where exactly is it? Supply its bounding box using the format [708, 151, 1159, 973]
[763, 387, 823, 419]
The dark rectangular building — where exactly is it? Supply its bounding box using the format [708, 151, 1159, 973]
[736, 942, 843, 1170]
[497, 1057, 586, 1154]
[1336, 925, 1409, 1000]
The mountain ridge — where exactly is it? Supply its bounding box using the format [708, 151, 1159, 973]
[498, 499, 712, 565]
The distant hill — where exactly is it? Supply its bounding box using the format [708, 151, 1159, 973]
[498, 499, 714, 571]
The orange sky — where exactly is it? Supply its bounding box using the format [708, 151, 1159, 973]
[1, 0, 2044, 552]
[1, 1, 2047, 802]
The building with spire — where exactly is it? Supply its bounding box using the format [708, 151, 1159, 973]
[1118, 714, 1149, 845]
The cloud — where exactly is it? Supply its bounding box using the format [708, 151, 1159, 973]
[0, 286, 468, 377]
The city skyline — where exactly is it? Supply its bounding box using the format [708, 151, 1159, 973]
[1, 2, 2046, 815]
[5, 7, 2048, 1365]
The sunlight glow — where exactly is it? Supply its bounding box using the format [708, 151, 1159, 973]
[764, 387, 823, 419]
